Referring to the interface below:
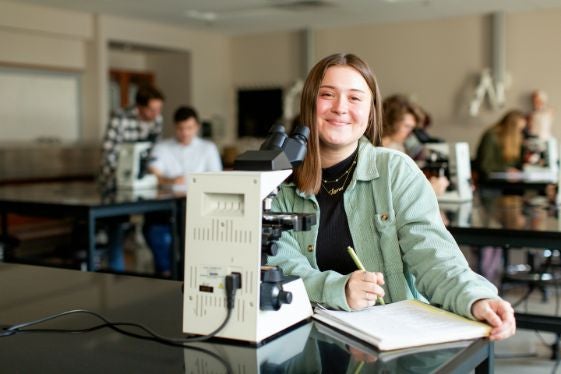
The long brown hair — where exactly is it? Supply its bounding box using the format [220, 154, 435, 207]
[382, 94, 420, 137]
[294, 53, 383, 194]
[493, 110, 526, 162]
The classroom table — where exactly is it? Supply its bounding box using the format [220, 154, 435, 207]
[442, 190, 561, 349]
[444, 190, 561, 250]
[0, 263, 494, 373]
[0, 182, 185, 278]
[482, 170, 557, 194]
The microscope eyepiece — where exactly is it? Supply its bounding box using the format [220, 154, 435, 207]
[259, 123, 287, 151]
[290, 125, 310, 145]
[234, 123, 310, 170]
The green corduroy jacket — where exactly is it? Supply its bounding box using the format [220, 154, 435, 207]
[269, 136, 498, 319]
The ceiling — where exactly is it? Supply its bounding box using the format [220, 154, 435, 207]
[13, 0, 561, 35]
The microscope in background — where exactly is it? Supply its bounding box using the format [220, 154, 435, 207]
[523, 137, 559, 181]
[115, 141, 158, 191]
[420, 142, 473, 203]
[182, 124, 315, 343]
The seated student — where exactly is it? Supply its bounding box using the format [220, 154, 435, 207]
[410, 104, 443, 144]
[473, 110, 526, 286]
[382, 94, 449, 196]
[528, 90, 554, 141]
[404, 103, 444, 156]
[475, 109, 526, 183]
[149, 106, 222, 188]
[144, 106, 222, 276]
[381, 94, 418, 154]
[268, 52, 515, 341]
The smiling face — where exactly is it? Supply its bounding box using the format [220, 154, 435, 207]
[316, 66, 372, 156]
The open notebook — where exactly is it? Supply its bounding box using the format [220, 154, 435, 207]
[313, 300, 491, 351]
[314, 321, 472, 363]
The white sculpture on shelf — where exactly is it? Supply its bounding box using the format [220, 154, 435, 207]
[469, 68, 506, 117]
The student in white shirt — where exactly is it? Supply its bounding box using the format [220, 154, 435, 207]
[149, 106, 222, 188]
[144, 106, 222, 276]
[528, 90, 554, 141]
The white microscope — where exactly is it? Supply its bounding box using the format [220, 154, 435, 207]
[422, 142, 473, 203]
[523, 137, 559, 182]
[115, 141, 158, 191]
[182, 125, 314, 343]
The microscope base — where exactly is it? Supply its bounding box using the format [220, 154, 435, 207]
[256, 277, 313, 342]
[183, 276, 313, 344]
[117, 175, 158, 190]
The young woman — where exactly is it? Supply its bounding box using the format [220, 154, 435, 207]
[381, 94, 419, 153]
[269, 53, 515, 341]
[382, 94, 449, 196]
[475, 110, 526, 182]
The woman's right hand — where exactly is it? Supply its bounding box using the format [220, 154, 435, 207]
[345, 271, 385, 310]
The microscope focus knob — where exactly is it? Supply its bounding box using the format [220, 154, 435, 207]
[264, 242, 279, 256]
[279, 289, 292, 304]
[260, 282, 293, 311]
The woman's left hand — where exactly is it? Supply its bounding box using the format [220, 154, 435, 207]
[471, 298, 516, 341]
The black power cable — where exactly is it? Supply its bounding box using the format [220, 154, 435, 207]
[1, 273, 242, 373]
[1, 321, 233, 374]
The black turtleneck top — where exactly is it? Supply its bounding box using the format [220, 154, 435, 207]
[315, 149, 358, 275]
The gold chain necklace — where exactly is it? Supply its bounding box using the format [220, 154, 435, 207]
[321, 152, 358, 196]
[322, 151, 358, 183]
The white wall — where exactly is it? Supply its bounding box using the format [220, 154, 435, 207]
[0, 67, 80, 141]
[232, 31, 302, 87]
[315, 15, 490, 152]
[1, 0, 561, 155]
[0, 1, 94, 141]
[109, 49, 148, 71]
[231, 10, 561, 155]
[0, 1, 233, 144]
[108, 47, 192, 137]
[99, 15, 233, 144]
[508, 10, 561, 122]
[145, 50, 192, 137]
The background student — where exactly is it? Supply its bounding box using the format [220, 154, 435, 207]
[99, 85, 165, 191]
[408, 103, 443, 145]
[98, 85, 165, 272]
[148, 106, 222, 188]
[381, 94, 418, 154]
[475, 109, 526, 183]
[382, 94, 449, 196]
[269, 52, 515, 341]
[143, 105, 222, 276]
[528, 89, 554, 141]
[473, 110, 527, 289]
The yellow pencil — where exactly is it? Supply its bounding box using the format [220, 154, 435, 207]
[347, 246, 385, 305]
[353, 361, 365, 374]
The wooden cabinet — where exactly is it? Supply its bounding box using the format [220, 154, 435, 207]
[109, 69, 154, 110]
